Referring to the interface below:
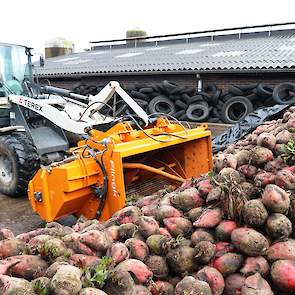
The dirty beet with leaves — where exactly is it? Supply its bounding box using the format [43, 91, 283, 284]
[2, 107, 295, 294]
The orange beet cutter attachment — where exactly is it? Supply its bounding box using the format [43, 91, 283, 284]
[28, 118, 213, 222]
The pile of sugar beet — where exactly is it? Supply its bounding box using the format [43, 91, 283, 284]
[3, 108, 295, 295]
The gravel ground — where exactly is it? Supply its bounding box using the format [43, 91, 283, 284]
[0, 194, 44, 235]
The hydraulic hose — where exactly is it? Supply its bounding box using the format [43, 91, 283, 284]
[88, 148, 108, 219]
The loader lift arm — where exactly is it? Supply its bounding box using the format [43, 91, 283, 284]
[9, 81, 149, 135]
[42, 81, 149, 126]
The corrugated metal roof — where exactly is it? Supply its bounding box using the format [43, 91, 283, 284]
[36, 29, 295, 77]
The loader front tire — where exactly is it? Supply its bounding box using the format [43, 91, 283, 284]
[0, 133, 39, 197]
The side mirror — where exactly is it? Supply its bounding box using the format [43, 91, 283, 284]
[39, 56, 45, 67]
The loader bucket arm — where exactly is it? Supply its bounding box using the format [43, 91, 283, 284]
[10, 81, 149, 135]
[82, 81, 149, 126]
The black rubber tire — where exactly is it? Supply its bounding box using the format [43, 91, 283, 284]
[0, 133, 39, 197]
[179, 114, 189, 121]
[131, 90, 149, 100]
[257, 83, 273, 98]
[170, 85, 187, 95]
[134, 83, 147, 90]
[209, 89, 221, 106]
[212, 107, 221, 118]
[197, 91, 210, 101]
[179, 86, 191, 95]
[237, 84, 257, 92]
[173, 110, 186, 118]
[169, 95, 181, 102]
[86, 85, 98, 95]
[148, 96, 176, 115]
[198, 101, 209, 108]
[150, 84, 163, 93]
[246, 93, 260, 102]
[181, 93, 190, 102]
[253, 101, 264, 108]
[252, 88, 259, 95]
[162, 80, 177, 94]
[228, 85, 244, 96]
[139, 87, 154, 94]
[220, 96, 253, 124]
[123, 85, 136, 92]
[186, 104, 209, 122]
[185, 87, 197, 95]
[216, 100, 225, 111]
[151, 92, 161, 98]
[263, 96, 275, 107]
[134, 99, 148, 108]
[96, 86, 104, 92]
[175, 99, 188, 110]
[187, 95, 204, 105]
[203, 83, 217, 95]
[208, 117, 220, 123]
[71, 82, 83, 93]
[221, 93, 234, 102]
[273, 82, 295, 104]
[162, 80, 177, 87]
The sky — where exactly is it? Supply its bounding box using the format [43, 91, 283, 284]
[1, 0, 295, 55]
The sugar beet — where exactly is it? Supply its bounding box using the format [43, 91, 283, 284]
[231, 228, 269, 256]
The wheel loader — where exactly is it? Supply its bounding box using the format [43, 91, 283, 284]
[0, 42, 213, 221]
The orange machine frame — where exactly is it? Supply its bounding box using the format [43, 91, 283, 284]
[28, 118, 213, 222]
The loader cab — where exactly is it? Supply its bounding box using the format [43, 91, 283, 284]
[0, 43, 69, 198]
[0, 43, 33, 97]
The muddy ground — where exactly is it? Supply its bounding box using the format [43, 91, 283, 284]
[0, 194, 44, 235]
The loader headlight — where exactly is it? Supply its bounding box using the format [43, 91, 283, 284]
[34, 191, 43, 202]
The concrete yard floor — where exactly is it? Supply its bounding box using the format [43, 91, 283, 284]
[0, 194, 44, 235]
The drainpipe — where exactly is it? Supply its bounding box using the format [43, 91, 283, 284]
[196, 73, 202, 92]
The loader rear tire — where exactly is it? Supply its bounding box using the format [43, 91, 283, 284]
[0, 133, 39, 197]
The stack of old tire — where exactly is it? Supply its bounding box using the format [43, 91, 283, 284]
[71, 81, 295, 124]
[216, 82, 295, 124]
